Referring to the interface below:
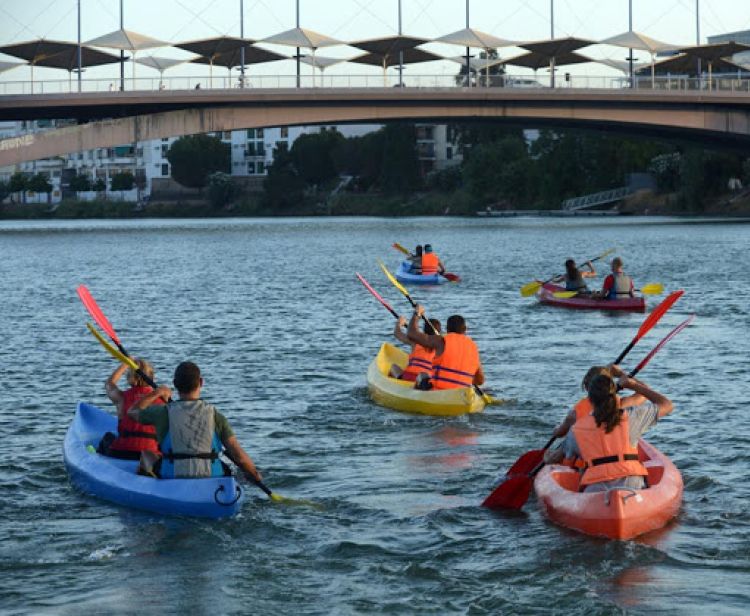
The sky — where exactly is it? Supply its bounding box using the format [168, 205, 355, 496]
[1, 0, 749, 87]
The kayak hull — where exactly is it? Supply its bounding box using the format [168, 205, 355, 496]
[366, 342, 485, 416]
[538, 282, 646, 312]
[534, 440, 682, 540]
[64, 402, 244, 518]
[394, 261, 445, 285]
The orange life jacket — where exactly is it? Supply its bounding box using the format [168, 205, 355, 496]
[401, 344, 435, 381]
[431, 333, 479, 390]
[421, 252, 439, 275]
[572, 411, 648, 487]
[109, 386, 163, 455]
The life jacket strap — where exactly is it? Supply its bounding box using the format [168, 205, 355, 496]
[165, 449, 219, 462]
[590, 453, 639, 466]
[434, 365, 474, 378]
[119, 430, 158, 440]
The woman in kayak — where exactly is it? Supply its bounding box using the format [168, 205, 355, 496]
[408, 245, 423, 274]
[554, 259, 596, 293]
[389, 315, 442, 382]
[98, 359, 165, 460]
[544, 366, 673, 492]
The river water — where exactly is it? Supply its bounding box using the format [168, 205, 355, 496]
[0, 216, 748, 615]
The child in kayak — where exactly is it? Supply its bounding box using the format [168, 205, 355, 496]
[98, 359, 164, 460]
[389, 315, 441, 382]
[544, 366, 673, 493]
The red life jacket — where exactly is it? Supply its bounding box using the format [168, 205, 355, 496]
[109, 386, 163, 454]
[421, 252, 439, 275]
[401, 344, 435, 381]
[572, 411, 648, 488]
[431, 333, 479, 390]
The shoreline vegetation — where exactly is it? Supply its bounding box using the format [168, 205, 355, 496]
[4, 123, 750, 220]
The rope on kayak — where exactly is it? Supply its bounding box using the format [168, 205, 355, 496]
[214, 484, 242, 507]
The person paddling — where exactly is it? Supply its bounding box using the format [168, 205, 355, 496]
[420, 244, 446, 277]
[599, 257, 634, 299]
[389, 315, 442, 382]
[406, 304, 484, 391]
[408, 245, 423, 274]
[554, 259, 596, 293]
[98, 360, 164, 460]
[128, 361, 262, 482]
[544, 366, 673, 492]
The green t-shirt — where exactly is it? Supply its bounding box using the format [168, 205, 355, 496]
[132, 400, 234, 445]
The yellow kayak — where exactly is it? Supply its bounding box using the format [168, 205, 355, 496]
[366, 343, 486, 416]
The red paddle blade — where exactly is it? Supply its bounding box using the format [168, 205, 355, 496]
[76, 285, 121, 345]
[637, 290, 684, 339]
[481, 474, 534, 510]
[443, 272, 461, 282]
[631, 315, 695, 377]
[505, 449, 545, 477]
[356, 273, 398, 318]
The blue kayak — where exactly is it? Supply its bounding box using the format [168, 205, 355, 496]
[64, 402, 244, 518]
[394, 260, 445, 285]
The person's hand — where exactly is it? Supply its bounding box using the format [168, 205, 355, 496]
[398, 316, 407, 328]
[616, 375, 633, 390]
[414, 304, 425, 318]
[156, 385, 172, 400]
[609, 364, 624, 377]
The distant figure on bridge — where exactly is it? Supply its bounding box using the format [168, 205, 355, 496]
[194, 83, 201, 90]
[554, 259, 596, 293]
[598, 257, 634, 299]
[421, 244, 445, 277]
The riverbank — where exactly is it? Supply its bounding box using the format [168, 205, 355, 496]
[3, 187, 750, 219]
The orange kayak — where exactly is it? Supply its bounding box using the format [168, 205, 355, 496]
[534, 440, 682, 540]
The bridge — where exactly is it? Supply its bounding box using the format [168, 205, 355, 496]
[2, 85, 750, 166]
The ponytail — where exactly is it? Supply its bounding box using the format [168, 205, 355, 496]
[588, 374, 621, 433]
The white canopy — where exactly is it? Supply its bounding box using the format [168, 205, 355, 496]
[436, 28, 514, 50]
[299, 55, 345, 70]
[134, 56, 187, 72]
[262, 28, 342, 50]
[0, 60, 25, 74]
[86, 29, 167, 51]
[599, 30, 679, 86]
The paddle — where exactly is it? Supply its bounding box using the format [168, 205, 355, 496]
[482, 291, 685, 510]
[552, 283, 664, 299]
[84, 320, 315, 508]
[378, 260, 494, 405]
[392, 242, 460, 282]
[356, 272, 400, 320]
[77, 285, 131, 357]
[520, 248, 615, 297]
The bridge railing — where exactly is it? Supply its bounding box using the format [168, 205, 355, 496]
[2, 72, 750, 96]
[562, 186, 633, 211]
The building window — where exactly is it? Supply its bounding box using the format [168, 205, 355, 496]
[161, 144, 169, 156]
[446, 146, 453, 160]
[280, 126, 288, 138]
[161, 163, 169, 176]
[247, 161, 255, 174]
[257, 161, 265, 174]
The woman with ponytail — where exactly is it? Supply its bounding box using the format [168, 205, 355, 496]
[545, 365, 673, 492]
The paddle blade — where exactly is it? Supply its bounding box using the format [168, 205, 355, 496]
[356, 273, 399, 319]
[520, 280, 543, 297]
[392, 242, 410, 255]
[442, 272, 461, 282]
[505, 449, 545, 477]
[77, 285, 120, 345]
[640, 283, 664, 295]
[86, 323, 137, 370]
[482, 474, 534, 510]
[270, 492, 324, 510]
[630, 315, 695, 378]
[636, 290, 683, 339]
[552, 290, 578, 299]
[378, 259, 410, 298]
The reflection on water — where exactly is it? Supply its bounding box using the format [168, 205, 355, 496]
[1, 217, 749, 613]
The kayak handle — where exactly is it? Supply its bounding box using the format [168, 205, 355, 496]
[603, 486, 643, 506]
[214, 484, 242, 507]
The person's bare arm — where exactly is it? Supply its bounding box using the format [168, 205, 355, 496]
[105, 364, 127, 415]
[616, 375, 673, 417]
[552, 408, 576, 438]
[582, 260, 596, 277]
[406, 305, 443, 352]
[223, 436, 262, 483]
[393, 316, 412, 346]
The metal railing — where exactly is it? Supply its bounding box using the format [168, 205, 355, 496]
[2, 72, 750, 96]
[562, 186, 633, 211]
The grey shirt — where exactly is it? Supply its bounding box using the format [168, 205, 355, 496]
[562, 401, 660, 492]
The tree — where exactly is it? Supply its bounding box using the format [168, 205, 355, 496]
[379, 123, 420, 194]
[110, 172, 134, 192]
[166, 134, 230, 189]
[463, 136, 533, 206]
[263, 145, 305, 210]
[0, 180, 9, 205]
[8, 172, 28, 204]
[92, 178, 107, 193]
[206, 172, 239, 209]
[70, 172, 92, 196]
[27, 173, 52, 204]
[290, 130, 344, 186]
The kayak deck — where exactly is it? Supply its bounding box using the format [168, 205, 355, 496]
[534, 440, 682, 540]
[366, 342, 485, 416]
[394, 260, 445, 285]
[537, 282, 646, 312]
[64, 402, 244, 518]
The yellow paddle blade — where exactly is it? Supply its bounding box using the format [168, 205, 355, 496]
[378, 259, 410, 298]
[640, 283, 664, 295]
[552, 290, 579, 299]
[520, 280, 543, 297]
[392, 242, 410, 255]
[86, 323, 138, 370]
[270, 492, 324, 510]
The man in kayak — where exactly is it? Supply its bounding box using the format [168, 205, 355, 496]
[554, 259, 596, 293]
[544, 366, 673, 492]
[407, 304, 484, 390]
[97, 359, 164, 460]
[598, 257, 634, 299]
[421, 245, 446, 277]
[389, 315, 442, 382]
[127, 361, 262, 483]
